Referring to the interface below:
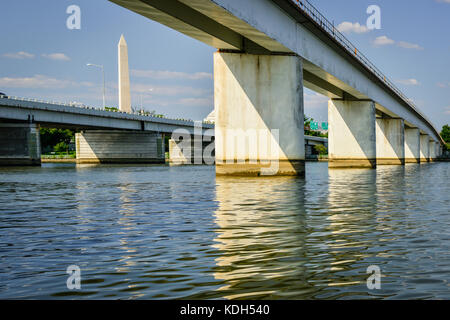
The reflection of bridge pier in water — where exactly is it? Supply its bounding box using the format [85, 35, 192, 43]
[210, 167, 415, 299]
[324, 168, 379, 293]
[212, 176, 309, 299]
[211, 171, 378, 299]
[324, 166, 424, 297]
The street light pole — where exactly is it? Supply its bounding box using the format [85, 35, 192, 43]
[140, 88, 154, 113]
[87, 63, 106, 109]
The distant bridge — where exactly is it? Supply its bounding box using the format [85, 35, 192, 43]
[0, 96, 214, 135]
[0, 96, 214, 165]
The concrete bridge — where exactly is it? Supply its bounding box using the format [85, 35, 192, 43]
[0, 96, 213, 165]
[109, 0, 444, 176]
[0, 96, 328, 166]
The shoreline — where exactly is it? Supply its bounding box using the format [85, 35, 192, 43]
[41, 158, 77, 163]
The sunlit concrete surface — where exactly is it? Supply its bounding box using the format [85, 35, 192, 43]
[420, 134, 430, 163]
[429, 140, 436, 162]
[376, 118, 405, 165]
[214, 52, 305, 176]
[76, 131, 165, 164]
[404, 128, 421, 164]
[328, 100, 376, 168]
[169, 137, 215, 165]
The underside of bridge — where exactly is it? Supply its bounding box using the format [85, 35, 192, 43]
[109, 0, 360, 100]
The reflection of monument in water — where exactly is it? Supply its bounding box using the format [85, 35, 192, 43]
[114, 171, 140, 272]
[212, 176, 309, 299]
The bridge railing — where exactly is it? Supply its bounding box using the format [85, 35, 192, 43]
[0, 95, 211, 124]
[291, 0, 429, 121]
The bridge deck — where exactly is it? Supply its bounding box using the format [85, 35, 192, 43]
[0, 97, 214, 136]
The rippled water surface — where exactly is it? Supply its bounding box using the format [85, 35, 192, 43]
[0, 162, 449, 299]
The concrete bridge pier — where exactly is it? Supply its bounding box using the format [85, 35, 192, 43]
[0, 123, 41, 166]
[437, 143, 443, 159]
[376, 118, 405, 165]
[76, 130, 165, 164]
[328, 100, 376, 168]
[420, 134, 430, 163]
[214, 52, 305, 176]
[404, 128, 421, 163]
[169, 135, 215, 165]
[429, 140, 436, 162]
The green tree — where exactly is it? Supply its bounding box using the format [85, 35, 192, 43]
[441, 125, 450, 143]
[40, 128, 74, 153]
[314, 144, 328, 155]
[54, 142, 69, 153]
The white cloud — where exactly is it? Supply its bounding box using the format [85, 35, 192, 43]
[176, 97, 213, 107]
[445, 107, 450, 115]
[131, 69, 212, 80]
[373, 36, 424, 50]
[373, 36, 395, 46]
[397, 78, 420, 86]
[337, 22, 370, 34]
[0, 74, 92, 89]
[436, 0, 450, 3]
[304, 92, 329, 108]
[131, 83, 210, 97]
[42, 53, 71, 61]
[397, 41, 424, 50]
[3, 51, 35, 59]
[437, 82, 450, 88]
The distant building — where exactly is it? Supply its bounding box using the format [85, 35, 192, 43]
[204, 110, 215, 123]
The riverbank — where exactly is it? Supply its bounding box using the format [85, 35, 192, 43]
[306, 155, 328, 162]
[41, 155, 76, 163]
[41, 158, 76, 163]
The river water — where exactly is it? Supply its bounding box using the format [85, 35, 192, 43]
[0, 162, 449, 299]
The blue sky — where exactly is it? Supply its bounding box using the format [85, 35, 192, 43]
[0, 0, 449, 129]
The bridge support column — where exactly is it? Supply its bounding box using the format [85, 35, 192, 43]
[328, 100, 376, 168]
[376, 118, 405, 165]
[0, 123, 41, 166]
[404, 128, 421, 163]
[169, 136, 215, 165]
[429, 140, 436, 162]
[420, 134, 430, 163]
[214, 52, 305, 176]
[76, 130, 165, 164]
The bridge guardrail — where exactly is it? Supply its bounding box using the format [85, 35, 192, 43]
[0, 95, 213, 125]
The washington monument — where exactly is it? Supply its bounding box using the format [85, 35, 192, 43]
[118, 34, 131, 113]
